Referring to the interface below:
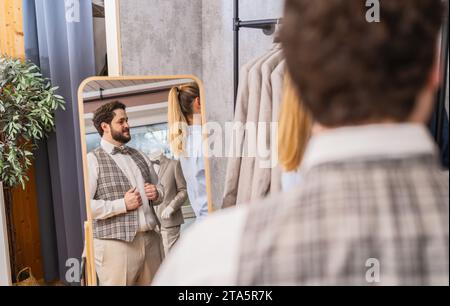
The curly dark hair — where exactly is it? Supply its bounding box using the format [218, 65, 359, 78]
[92, 101, 126, 137]
[281, 0, 444, 127]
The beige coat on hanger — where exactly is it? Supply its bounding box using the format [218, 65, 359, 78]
[237, 46, 283, 205]
[270, 60, 286, 194]
[222, 46, 280, 208]
[154, 154, 188, 228]
[250, 52, 285, 201]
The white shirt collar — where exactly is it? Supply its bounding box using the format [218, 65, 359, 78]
[101, 138, 126, 154]
[301, 123, 437, 172]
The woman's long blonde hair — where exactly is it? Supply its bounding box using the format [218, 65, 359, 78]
[168, 82, 200, 157]
[278, 73, 313, 172]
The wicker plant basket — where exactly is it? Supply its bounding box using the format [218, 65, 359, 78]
[14, 267, 40, 286]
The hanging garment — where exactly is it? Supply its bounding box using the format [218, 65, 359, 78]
[250, 52, 285, 201]
[222, 54, 264, 208]
[236, 45, 283, 205]
[153, 154, 187, 229]
[270, 61, 286, 194]
[152, 154, 187, 256]
[222, 45, 280, 208]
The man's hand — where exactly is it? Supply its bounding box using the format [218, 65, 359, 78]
[145, 183, 159, 201]
[124, 187, 142, 211]
[161, 206, 175, 220]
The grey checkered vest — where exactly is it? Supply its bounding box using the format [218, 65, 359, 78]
[92, 147, 159, 242]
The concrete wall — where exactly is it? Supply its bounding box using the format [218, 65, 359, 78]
[119, 0, 203, 77]
[119, 0, 285, 209]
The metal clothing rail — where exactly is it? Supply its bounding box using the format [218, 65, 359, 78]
[233, 0, 281, 109]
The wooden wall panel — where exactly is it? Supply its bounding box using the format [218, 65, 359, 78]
[11, 166, 44, 281]
[0, 0, 25, 59]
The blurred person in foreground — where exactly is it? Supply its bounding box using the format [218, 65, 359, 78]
[154, 0, 449, 286]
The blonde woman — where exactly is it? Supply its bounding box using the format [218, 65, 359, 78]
[277, 73, 313, 192]
[168, 83, 208, 222]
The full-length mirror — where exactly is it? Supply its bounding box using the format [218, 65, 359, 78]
[77, 76, 212, 286]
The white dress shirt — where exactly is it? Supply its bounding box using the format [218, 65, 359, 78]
[179, 125, 208, 222]
[281, 169, 303, 192]
[87, 139, 158, 232]
[153, 163, 160, 175]
[153, 124, 438, 285]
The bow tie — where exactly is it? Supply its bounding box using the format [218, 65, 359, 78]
[111, 146, 131, 155]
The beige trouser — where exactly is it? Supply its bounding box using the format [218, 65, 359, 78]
[94, 231, 164, 286]
[160, 226, 181, 256]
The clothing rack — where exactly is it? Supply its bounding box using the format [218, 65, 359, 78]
[233, 0, 281, 109]
[232, 1, 449, 134]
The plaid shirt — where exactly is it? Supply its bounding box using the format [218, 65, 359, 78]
[237, 125, 449, 285]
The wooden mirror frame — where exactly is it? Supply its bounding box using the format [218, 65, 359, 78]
[77, 75, 213, 286]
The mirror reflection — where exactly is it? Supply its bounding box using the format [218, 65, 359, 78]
[81, 77, 208, 285]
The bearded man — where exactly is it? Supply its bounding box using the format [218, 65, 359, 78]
[87, 101, 164, 286]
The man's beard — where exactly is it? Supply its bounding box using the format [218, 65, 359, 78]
[111, 126, 131, 144]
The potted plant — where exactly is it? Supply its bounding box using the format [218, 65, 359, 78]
[0, 56, 65, 189]
[0, 56, 66, 281]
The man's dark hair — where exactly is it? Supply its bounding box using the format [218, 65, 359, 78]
[281, 0, 444, 127]
[92, 101, 126, 137]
